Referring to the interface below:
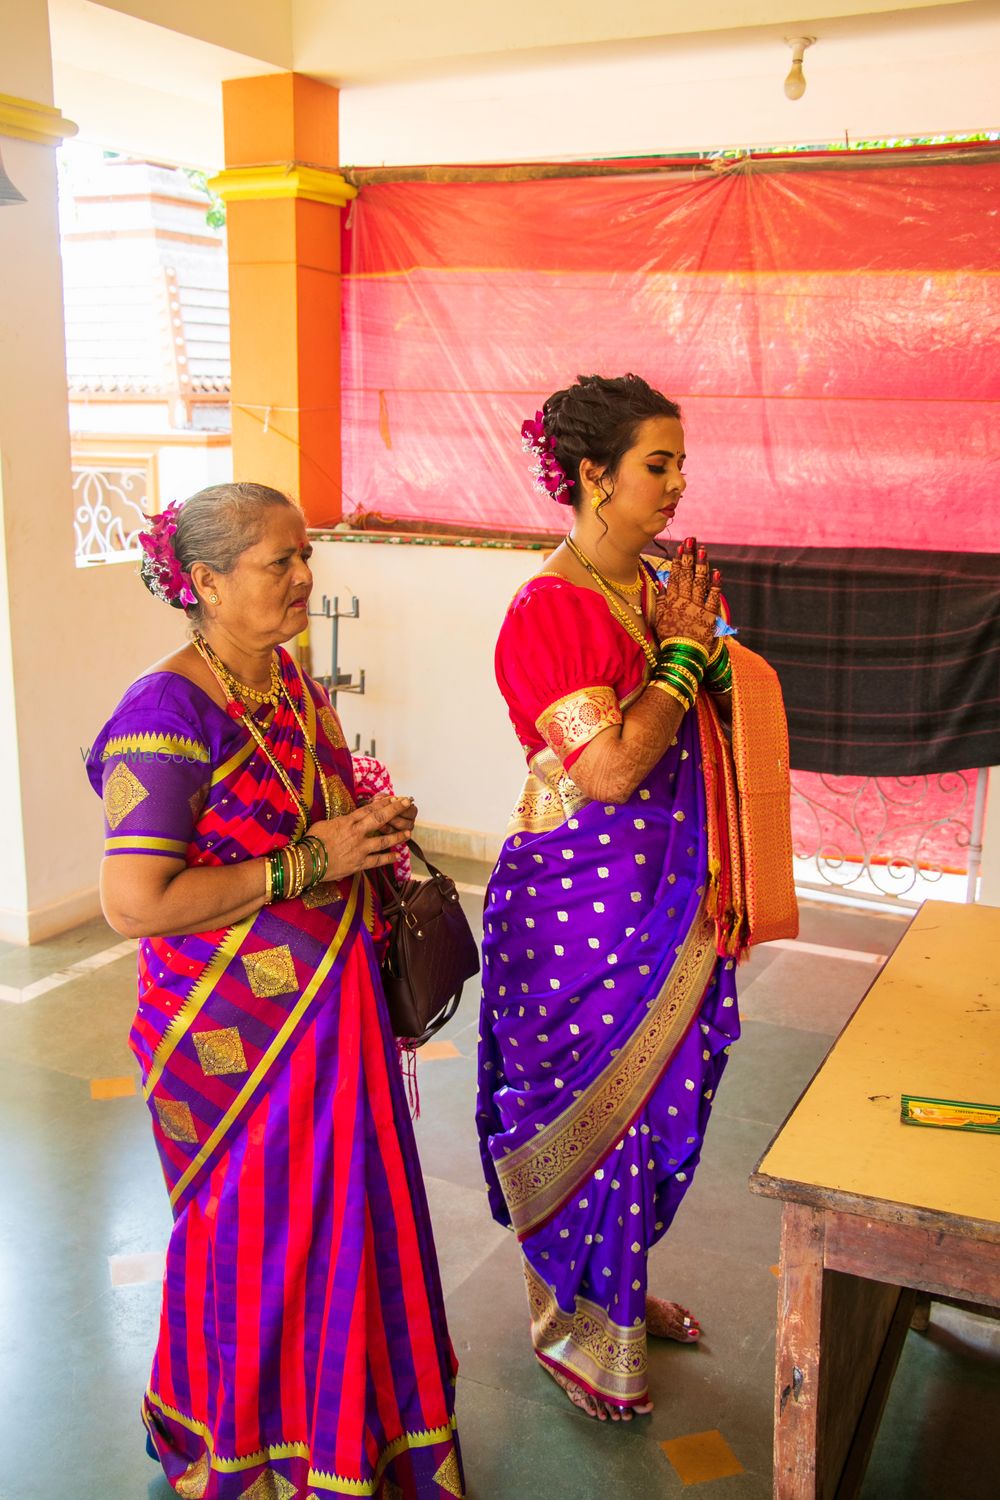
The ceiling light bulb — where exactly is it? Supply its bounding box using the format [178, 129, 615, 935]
[784, 36, 816, 101]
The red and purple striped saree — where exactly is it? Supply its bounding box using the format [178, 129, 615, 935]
[87, 649, 464, 1499]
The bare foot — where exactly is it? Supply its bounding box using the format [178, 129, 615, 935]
[646, 1295, 701, 1342]
[540, 1361, 654, 1420]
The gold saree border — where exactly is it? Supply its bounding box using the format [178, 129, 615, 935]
[287, 653, 319, 823]
[102, 732, 210, 763]
[145, 1387, 459, 1495]
[210, 735, 256, 788]
[696, 643, 797, 955]
[497, 906, 718, 1238]
[523, 1260, 648, 1405]
[507, 747, 591, 836]
[728, 639, 798, 947]
[105, 835, 189, 856]
[167, 877, 361, 1209]
[507, 683, 644, 837]
[535, 685, 622, 759]
[143, 918, 255, 1101]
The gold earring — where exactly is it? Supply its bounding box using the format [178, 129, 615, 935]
[592, 490, 604, 511]
[210, 594, 219, 605]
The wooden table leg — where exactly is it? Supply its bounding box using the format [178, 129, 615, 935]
[774, 1202, 826, 1500]
[910, 1292, 932, 1332]
[773, 1204, 916, 1500]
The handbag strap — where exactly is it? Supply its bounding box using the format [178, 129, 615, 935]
[405, 838, 452, 886]
[370, 839, 455, 918]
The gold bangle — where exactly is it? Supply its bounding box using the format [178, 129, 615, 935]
[707, 638, 726, 666]
[290, 842, 305, 899]
[658, 635, 709, 661]
[658, 661, 702, 695]
[264, 855, 273, 905]
[648, 678, 692, 712]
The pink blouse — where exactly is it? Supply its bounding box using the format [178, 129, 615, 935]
[494, 575, 653, 770]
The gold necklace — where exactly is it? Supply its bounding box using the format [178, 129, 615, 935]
[197, 637, 282, 706]
[565, 537, 658, 668]
[279, 684, 333, 819]
[193, 637, 333, 829]
[566, 536, 644, 595]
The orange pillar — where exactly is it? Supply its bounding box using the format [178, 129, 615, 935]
[210, 74, 356, 526]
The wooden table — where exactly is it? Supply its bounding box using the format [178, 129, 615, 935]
[749, 900, 1000, 1500]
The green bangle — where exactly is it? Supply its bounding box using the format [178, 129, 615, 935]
[658, 662, 701, 696]
[705, 641, 730, 676]
[656, 640, 706, 664]
[651, 665, 697, 703]
[304, 835, 326, 889]
[705, 643, 733, 693]
[654, 645, 707, 688]
[657, 635, 709, 661]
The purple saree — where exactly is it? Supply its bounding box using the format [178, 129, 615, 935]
[476, 577, 739, 1409]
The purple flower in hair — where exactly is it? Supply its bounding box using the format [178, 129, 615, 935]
[138, 500, 197, 608]
[521, 410, 571, 505]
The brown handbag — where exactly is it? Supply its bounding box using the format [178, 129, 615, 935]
[373, 840, 480, 1046]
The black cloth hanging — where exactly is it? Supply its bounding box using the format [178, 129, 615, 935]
[651, 543, 1000, 777]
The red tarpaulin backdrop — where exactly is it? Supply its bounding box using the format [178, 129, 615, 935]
[342, 147, 1000, 549]
[341, 148, 999, 881]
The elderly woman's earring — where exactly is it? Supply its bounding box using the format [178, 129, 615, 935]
[210, 593, 220, 605]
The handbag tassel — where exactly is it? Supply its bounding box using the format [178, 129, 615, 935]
[396, 1039, 421, 1120]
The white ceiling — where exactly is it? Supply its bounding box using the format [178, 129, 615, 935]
[48, 0, 1000, 166]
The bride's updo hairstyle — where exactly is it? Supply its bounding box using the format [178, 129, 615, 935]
[542, 374, 681, 508]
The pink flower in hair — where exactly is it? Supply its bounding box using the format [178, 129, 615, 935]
[138, 500, 197, 608]
[521, 410, 571, 504]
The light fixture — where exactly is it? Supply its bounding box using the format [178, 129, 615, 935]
[0, 143, 26, 205]
[783, 36, 816, 101]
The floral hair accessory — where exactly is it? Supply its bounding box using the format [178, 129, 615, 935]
[138, 500, 197, 608]
[521, 410, 571, 504]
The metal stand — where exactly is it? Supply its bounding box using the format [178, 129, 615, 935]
[307, 594, 375, 756]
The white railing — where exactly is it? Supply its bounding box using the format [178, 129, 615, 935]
[70, 432, 232, 567]
[72, 459, 151, 564]
[791, 768, 988, 908]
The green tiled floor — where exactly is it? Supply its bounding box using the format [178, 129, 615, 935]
[0, 882, 997, 1499]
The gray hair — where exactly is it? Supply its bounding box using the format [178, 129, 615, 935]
[141, 481, 300, 622]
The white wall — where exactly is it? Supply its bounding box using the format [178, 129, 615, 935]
[307, 539, 540, 856]
[0, 0, 195, 941]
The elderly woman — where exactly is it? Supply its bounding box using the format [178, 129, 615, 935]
[87, 483, 464, 1500]
[476, 375, 796, 1422]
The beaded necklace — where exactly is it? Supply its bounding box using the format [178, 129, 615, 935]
[193, 635, 333, 830]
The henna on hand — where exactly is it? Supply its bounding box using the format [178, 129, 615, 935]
[567, 685, 686, 805]
[656, 537, 721, 654]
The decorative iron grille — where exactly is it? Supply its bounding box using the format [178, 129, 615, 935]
[790, 768, 988, 906]
[73, 461, 150, 564]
